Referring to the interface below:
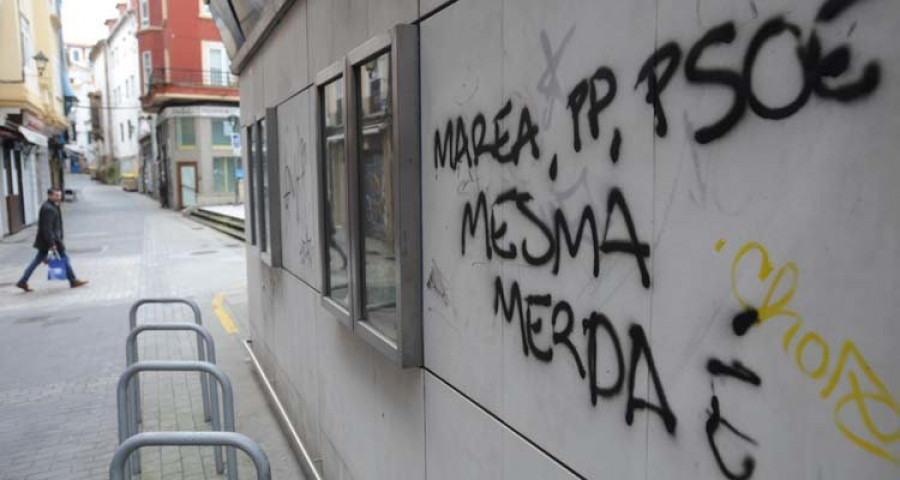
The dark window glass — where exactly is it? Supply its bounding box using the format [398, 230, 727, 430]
[256, 119, 268, 253]
[322, 77, 349, 309]
[357, 52, 396, 340]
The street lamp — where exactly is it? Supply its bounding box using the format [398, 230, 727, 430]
[33, 51, 49, 76]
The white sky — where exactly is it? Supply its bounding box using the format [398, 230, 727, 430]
[60, 0, 122, 46]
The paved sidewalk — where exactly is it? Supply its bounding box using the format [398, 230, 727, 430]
[0, 175, 303, 479]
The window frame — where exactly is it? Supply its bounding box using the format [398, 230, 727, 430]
[203, 40, 231, 87]
[140, 0, 149, 27]
[212, 156, 238, 193]
[142, 51, 152, 94]
[256, 109, 282, 267]
[245, 124, 257, 247]
[211, 118, 233, 149]
[176, 117, 196, 148]
[315, 60, 353, 327]
[315, 25, 421, 367]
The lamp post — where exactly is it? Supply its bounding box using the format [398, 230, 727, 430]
[33, 51, 49, 76]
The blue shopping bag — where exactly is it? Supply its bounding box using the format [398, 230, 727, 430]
[47, 253, 67, 281]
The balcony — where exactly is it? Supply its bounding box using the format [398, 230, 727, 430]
[146, 68, 239, 91]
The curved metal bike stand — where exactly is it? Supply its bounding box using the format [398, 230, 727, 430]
[129, 298, 209, 424]
[125, 324, 219, 475]
[109, 432, 270, 480]
[117, 361, 237, 480]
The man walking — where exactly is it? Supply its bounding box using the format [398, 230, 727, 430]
[16, 188, 88, 292]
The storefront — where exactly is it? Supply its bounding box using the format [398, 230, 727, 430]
[1, 124, 48, 235]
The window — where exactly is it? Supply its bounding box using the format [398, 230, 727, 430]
[177, 117, 196, 147]
[213, 157, 239, 193]
[245, 111, 281, 266]
[72, 48, 81, 63]
[211, 119, 232, 147]
[315, 25, 421, 366]
[140, 0, 149, 26]
[142, 51, 152, 94]
[319, 73, 350, 313]
[199, 0, 212, 18]
[120, 123, 124, 142]
[130, 75, 135, 97]
[20, 16, 34, 71]
[257, 118, 268, 253]
[125, 78, 131, 97]
[204, 42, 231, 86]
[246, 125, 257, 246]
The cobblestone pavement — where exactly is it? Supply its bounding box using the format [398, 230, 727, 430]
[0, 175, 303, 479]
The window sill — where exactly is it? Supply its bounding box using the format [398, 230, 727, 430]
[321, 295, 352, 330]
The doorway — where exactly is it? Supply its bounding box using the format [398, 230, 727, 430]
[176, 162, 198, 210]
[3, 147, 25, 233]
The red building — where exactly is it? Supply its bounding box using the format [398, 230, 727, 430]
[135, 0, 240, 209]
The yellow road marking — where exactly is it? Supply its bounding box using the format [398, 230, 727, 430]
[212, 292, 239, 334]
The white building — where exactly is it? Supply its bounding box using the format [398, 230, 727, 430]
[65, 43, 95, 171]
[90, 4, 141, 188]
[88, 40, 111, 173]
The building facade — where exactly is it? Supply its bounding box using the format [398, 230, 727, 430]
[88, 41, 112, 176]
[86, 4, 142, 189]
[65, 42, 95, 172]
[106, 5, 141, 190]
[214, 0, 900, 479]
[0, 0, 69, 236]
[138, 0, 240, 209]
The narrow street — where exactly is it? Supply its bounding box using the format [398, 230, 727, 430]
[0, 174, 303, 479]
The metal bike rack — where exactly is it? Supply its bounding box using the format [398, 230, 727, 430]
[109, 432, 270, 480]
[125, 324, 220, 475]
[117, 361, 237, 480]
[128, 298, 210, 423]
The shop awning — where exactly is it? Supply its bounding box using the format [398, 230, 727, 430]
[18, 126, 48, 147]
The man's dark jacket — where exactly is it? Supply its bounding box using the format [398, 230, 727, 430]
[33, 201, 64, 252]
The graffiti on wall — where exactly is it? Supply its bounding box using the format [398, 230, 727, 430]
[430, 0, 895, 477]
[725, 240, 899, 466]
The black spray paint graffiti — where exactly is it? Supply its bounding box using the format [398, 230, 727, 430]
[434, 100, 541, 171]
[435, 0, 882, 184]
[636, 0, 880, 144]
[430, 0, 883, 476]
[460, 186, 651, 288]
[704, 356, 763, 480]
[493, 276, 678, 435]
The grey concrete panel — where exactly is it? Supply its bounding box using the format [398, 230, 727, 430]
[262, 0, 311, 107]
[424, 373, 578, 480]
[277, 91, 322, 288]
[314, 300, 425, 479]
[367, 0, 417, 37]
[420, 0, 505, 412]
[307, 0, 370, 77]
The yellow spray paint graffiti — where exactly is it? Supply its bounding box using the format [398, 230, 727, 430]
[726, 241, 899, 464]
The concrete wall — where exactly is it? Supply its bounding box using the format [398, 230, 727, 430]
[239, 0, 900, 478]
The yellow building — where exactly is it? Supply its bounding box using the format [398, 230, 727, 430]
[0, 0, 68, 236]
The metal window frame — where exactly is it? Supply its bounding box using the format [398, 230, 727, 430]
[255, 116, 270, 260]
[245, 124, 257, 247]
[261, 107, 282, 267]
[315, 60, 353, 327]
[315, 25, 422, 367]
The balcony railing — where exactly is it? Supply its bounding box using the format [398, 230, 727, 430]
[146, 68, 238, 92]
